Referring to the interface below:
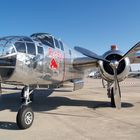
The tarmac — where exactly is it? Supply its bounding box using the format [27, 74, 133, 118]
[0, 78, 140, 140]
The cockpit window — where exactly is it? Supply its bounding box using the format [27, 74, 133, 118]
[37, 46, 44, 55]
[59, 41, 64, 51]
[17, 37, 33, 42]
[14, 42, 26, 53]
[54, 38, 60, 49]
[26, 43, 36, 55]
[23, 37, 33, 42]
[36, 36, 54, 48]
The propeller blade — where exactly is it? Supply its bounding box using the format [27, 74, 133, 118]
[74, 46, 110, 63]
[119, 41, 140, 62]
[113, 67, 121, 109]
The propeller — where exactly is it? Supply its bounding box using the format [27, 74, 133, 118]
[74, 46, 110, 63]
[74, 46, 121, 109]
[119, 41, 140, 63]
[74, 42, 140, 109]
[110, 60, 121, 109]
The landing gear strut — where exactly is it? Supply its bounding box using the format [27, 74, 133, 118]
[111, 87, 115, 107]
[107, 83, 115, 107]
[21, 87, 34, 103]
[16, 86, 34, 129]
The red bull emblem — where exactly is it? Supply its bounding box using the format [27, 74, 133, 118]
[50, 58, 58, 70]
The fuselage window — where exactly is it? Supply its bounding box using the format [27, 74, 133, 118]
[26, 43, 36, 55]
[59, 41, 64, 51]
[14, 42, 26, 53]
[54, 38, 60, 49]
[37, 46, 44, 55]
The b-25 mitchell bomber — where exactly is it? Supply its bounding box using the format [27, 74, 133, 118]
[0, 33, 140, 129]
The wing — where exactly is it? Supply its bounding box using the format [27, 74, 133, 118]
[74, 46, 109, 62]
[73, 46, 110, 70]
[73, 56, 98, 70]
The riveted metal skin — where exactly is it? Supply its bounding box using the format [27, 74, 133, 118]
[0, 34, 97, 86]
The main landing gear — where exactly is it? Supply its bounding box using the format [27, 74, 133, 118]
[110, 87, 115, 107]
[16, 86, 34, 129]
[107, 83, 116, 107]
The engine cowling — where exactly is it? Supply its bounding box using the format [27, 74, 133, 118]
[99, 50, 130, 82]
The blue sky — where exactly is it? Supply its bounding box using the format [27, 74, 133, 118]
[0, 0, 140, 55]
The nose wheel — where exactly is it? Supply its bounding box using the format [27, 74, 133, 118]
[16, 105, 34, 129]
[17, 86, 34, 129]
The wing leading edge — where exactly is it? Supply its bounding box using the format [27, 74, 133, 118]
[73, 56, 98, 70]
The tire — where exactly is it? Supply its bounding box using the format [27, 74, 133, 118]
[16, 105, 34, 129]
[111, 87, 116, 107]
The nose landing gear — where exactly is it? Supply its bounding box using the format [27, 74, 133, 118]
[16, 86, 34, 129]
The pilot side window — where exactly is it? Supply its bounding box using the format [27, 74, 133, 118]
[37, 46, 44, 55]
[59, 41, 64, 51]
[26, 43, 36, 55]
[14, 42, 26, 53]
[54, 38, 60, 49]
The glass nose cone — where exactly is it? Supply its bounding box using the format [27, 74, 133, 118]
[0, 39, 16, 80]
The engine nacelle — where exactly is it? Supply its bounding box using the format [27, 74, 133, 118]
[99, 50, 130, 82]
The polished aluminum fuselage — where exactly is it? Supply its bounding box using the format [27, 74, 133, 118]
[0, 35, 96, 86]
[9, 47, 80, 85]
